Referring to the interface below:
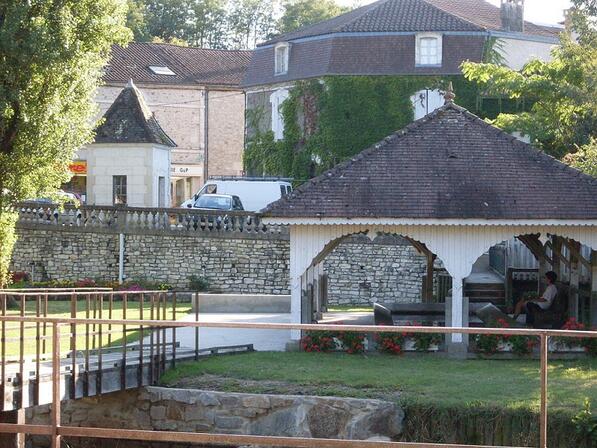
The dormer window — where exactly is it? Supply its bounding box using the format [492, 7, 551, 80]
[274, 43, 289, 75]
[416, 33, 442, 66]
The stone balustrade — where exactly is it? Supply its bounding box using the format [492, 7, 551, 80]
[16, 202, 287, 238]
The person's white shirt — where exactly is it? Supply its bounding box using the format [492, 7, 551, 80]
[538, 284, 557, 310]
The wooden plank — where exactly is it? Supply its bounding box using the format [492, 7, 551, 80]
[121, 293, 127, 390]
[138, 293, 144, 388]
[540, 334, 548, 448]
[591, 251, 597, 327]
[69, 293, 76, 400]
[0, 294, 5, 412]
[51, 324, 61, 448]
[569, 241, 580, 320]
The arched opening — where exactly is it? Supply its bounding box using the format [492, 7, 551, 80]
[467, 233, 597, 329]
[298, 231, 452, 327]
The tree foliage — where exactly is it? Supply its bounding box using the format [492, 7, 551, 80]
[278, 0, 349, 34]
[125, 0, 351, 49]
[462, 0, 597, 165]
[0, 0, 131, 286]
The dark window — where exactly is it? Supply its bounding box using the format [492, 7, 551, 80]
[113, 176, 127, 205]
[280, 185, 286, 196]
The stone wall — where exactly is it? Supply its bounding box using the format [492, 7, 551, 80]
[26, 387, 404, 447]
[325, 234, 427, 306]
[11, 226, 427, 305]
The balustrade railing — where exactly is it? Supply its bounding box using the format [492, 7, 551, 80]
[16, 203, 287, 237]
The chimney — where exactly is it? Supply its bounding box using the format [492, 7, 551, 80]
[501, 0, 524, 33]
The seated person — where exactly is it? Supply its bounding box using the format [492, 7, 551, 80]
[513, 271, 558, 325]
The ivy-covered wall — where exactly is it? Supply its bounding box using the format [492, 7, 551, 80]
[244, 75, 528, 181]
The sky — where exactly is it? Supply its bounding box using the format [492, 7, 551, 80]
[337, 0, 573, 26]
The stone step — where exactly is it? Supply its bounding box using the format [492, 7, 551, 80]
[465, 283, 504, 291]
[465, 289, 506, 298]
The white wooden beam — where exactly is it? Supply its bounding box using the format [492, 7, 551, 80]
[569, 241, 581, 320]
[591, 250, 597, 327]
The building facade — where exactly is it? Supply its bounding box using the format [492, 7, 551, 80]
[80, 81, 176, 208]
[242, 0, 561, 137]
[66, 42, 251, 206]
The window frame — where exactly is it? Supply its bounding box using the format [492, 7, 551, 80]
[415, 33, 443, 67]
[270, 88, 290, 141]
[274, 42, 290, 76]
[112, 175, 127, 205]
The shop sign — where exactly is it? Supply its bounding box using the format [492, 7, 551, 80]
[69, 161, 87, 174]
[171, 164, 202, 176]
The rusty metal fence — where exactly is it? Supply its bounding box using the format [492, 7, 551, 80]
[0, 294, 595, 447]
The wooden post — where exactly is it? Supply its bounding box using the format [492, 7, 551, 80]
[591, 250, 597, 327]
[538, 255, 548, 294]
[540, 333, 549, 448]
[551, 236, 563, 280]
[51, 323, 61, 448]
[425, 253, 436, 303]
[0, 409, 25, 448]
[569, 242, 580, 320]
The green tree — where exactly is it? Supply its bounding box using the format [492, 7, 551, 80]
[278, 0, 349, 34]
[187, 0, 229, 48]
[126, 0, 151, 41]
[461, 1, 597, 161]
[145, 0, 191, 42]
[228, 0, 277, 49]
[0, 0, 131, 286]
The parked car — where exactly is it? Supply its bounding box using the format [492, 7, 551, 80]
[180, 177, 292, 211]
[185, 194, 245, 230]
[187, 194, 244, 211]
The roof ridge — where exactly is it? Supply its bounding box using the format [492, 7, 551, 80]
[420, 0, 487, 31]
[334, 0, 394, 32]
[259, 0, 387, 46]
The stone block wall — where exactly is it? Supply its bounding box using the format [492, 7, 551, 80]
[26, 387, 404, 447]
[325, 235, 427, 306]
[11, 227, 427, 305]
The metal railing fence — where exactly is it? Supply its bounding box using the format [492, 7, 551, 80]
[0, 312, 594, 448]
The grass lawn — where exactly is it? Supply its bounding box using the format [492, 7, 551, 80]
[2, 299, 191, 357]
[160, 351, 597, 412]
[327, 305, 373, 312]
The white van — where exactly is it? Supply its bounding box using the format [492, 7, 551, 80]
[181, 177, 293, 212]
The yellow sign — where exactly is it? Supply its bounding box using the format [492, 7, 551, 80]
[69, 161, 87, 174]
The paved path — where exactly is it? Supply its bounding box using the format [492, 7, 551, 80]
[146, 312, 292, 352]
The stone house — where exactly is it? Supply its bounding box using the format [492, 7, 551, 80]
[65, 42, 252, 206]
[242, 0, 562, 138]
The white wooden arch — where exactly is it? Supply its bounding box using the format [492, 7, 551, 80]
[288, 223, 597, 342]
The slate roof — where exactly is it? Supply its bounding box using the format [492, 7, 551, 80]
[105, 42, 253, 87]
[263, 0, 561, 46]
[263, 103, 597, 220]
[94, 81, 177, 147]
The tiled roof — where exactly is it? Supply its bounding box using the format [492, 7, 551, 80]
[242, 34, 485, 86]
[263, 103, 597, 220]
[94, 81, 177, 147]
[105, 42, 253, 87]
[263, 0, 561, 46]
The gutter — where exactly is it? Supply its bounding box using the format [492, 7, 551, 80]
[203, 88, 209, 182]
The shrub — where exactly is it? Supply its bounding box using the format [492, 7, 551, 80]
[553, 318, 597, 356]
[189, 275, 209, 291]
[335, 331, 366, 354]
[375, 331, 406, 355]
[572, 398, 597, 442]
[475, 318, 537, 356]
[406, 321, 443, 351]
[300, 330, 336, 353]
